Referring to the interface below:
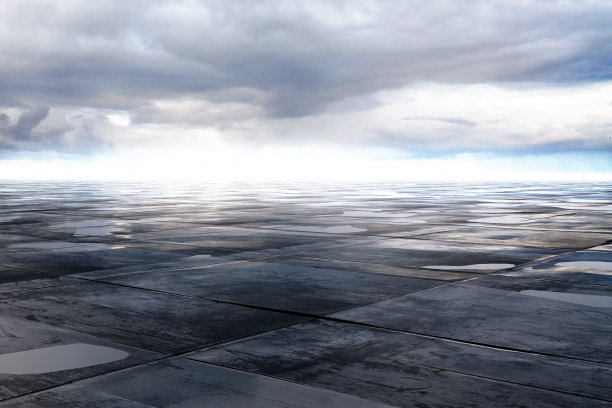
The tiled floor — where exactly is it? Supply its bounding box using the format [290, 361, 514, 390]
[0, 181, 610, 407]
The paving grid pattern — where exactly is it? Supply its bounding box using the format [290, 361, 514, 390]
[0, 181, 610, 407]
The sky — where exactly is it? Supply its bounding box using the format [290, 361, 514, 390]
[0, 0, 611, 181]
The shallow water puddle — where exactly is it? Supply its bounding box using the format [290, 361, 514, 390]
[292, 225, 367, 233]
[0, 343, 129, 375]
[519, 290, 612, 308]
[54, 219, 111, 228]
[554, 261, 612, 271]
[591, 244, 612, 252]
[74, 226, 121, 236]
[267, 224, 367, 233]
[423, 263, 514, 271]
[305, 201, 354, 207]
[469, 215, 536, 224]
[342, 210, 412, 218]
[468, 208, 518, 214]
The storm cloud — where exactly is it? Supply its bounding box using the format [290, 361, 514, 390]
[0, 107, 49, 149]
[0, 0, 611, 154]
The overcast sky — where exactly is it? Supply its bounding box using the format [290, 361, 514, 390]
[0, 0, 611, 179]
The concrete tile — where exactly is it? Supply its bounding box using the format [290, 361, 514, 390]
[0, 280, 310, 353]
[71, 251, 272, 280]
[104, 260, 445, 315]
[0, 359, 394, 408]
[0, 247, 185, 276]
[334, 277, 612, 363]
[0, 265, 57, 285]
[190, 319, 612, 405]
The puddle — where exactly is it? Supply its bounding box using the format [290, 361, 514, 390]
[389, 219, 427, 224]
[0, 343, 129, 375]
[423, 263, 514, 271]
[54, 220, 111, 228]
[519, 290, 612, 308]
[320, 225, 367, 233]
[469, 208, 517, 214]
[554, 261, 612, 271]
[591, 244, 612, 252]
[469, 215, 535, 224]
[9, 242, 75, 250]
[268, 224, 367, 233]
[74, 226, 121, 236]
[342, 210, 411, 218]
[305, 201, 353, 207]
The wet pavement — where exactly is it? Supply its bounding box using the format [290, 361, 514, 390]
[0, 181, 610, 407]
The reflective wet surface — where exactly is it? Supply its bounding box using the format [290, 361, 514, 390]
[519, 290, 612, 307]
[555, 261, 612, 271]
[423, 263, 515, 271]
[0, 344, 129, 375]
[0, 181, 610, 407]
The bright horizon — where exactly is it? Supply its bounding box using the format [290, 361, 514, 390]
[2, 149, 610, 182]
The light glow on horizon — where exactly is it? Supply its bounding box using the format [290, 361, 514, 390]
[1, 147, 610, 182]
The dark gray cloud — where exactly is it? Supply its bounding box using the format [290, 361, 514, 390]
[3, 1, 611, 111]
[0, 106, 113, 153]
[370, 129, 612, 156]
[0, 107, 49, 149]
[0, 0, 611, 153]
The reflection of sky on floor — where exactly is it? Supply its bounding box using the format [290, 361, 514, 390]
[423, 263, 515, 271]
[0, 181, 610, 407]
[555, 261, 612, 271]
[262, 224, 368, 234]
[519, 290, 612, 308]
[0, 344, 129, 375]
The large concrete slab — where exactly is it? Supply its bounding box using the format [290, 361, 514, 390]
[333, 275, 612, 363]
[0, 359, 395, 408]
[103, 260, 445, 315]
[190, 319, 612, 405]
[70, 251, 270, 280]
[0, 247, 185, 276]
[0, 279, 309, 353]
[0, 265, 56, 285]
